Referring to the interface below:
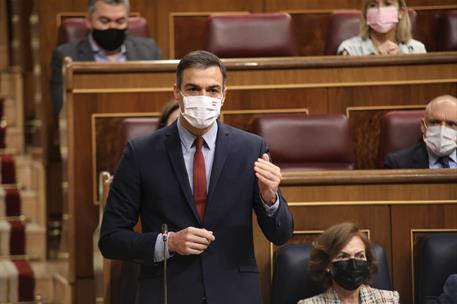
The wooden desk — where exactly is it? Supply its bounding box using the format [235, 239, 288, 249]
[63, 54, 457, 303]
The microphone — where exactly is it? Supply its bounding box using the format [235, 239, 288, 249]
[162, 224, 168, 304]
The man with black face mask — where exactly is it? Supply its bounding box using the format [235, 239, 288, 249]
[51, 0, 162, 114]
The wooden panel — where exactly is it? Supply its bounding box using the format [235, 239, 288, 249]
[0, 0, 9, 69]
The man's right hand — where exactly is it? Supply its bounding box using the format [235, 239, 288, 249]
[168, 227, 215, 255]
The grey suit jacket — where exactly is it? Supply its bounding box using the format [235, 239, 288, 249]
[50, 35, 162, 114]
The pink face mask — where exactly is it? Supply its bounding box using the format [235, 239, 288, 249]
[366, 6, 399, 33]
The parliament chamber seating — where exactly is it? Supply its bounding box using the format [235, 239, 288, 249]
[204, 13, 299, 58]
[57, 16, 150, 44]
[437, 10, 457, 51]
[415, 233, 457, 304]
[119, 117, 160, 148]
[271, 243, 393, 304]
[250, 114, 355, 171]
[0, 97, 35, 302]
[324, 9, 418, 55]
[377, 110, 424, 167]
[324, 10, 361, 55]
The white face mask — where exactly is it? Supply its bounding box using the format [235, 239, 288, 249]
[180, 94, 222, 129]
[424, 125, 457, 157]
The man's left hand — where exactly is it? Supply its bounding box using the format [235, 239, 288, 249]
[254, 153, 281, 206]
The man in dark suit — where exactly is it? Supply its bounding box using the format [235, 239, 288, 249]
[384, 95, 457, 169]
[50, 0, 162, 114]
[99, 50, 293, 304]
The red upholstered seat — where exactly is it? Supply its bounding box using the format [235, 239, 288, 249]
[377, 110, 424, 167]
[325, 10, 361, 55]
[57, 16, 150, 44]
[325, 9, 417, 55]
[9, 221, 25, 255]
[1, 155, 16, 184]
[120, 117, 160, 146]
[0, 97, 4, 118]
[0, 124, 5, 149]
[114, 117, 160, 177]
[437, 10, 457, 51]
[5, 188, 21, 216]
[250, 113, 355, 171]
[204, 13, 299, 58]
[12, 260, 35, 302]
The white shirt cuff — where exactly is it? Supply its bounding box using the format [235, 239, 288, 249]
[260, 193, 280, 217]
[153, 232, 173, 262]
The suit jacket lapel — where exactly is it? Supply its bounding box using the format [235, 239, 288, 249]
[76, 37, 96, 61]
[124, 37, 139, 60]
[207, 121, 231, 207]
[412, 142, 430, 169]
[165, 124, 200, 221]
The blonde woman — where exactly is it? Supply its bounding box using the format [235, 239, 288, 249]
[338, 0, 426, 55]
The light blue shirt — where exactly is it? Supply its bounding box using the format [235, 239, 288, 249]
[154, 119, 279, 262]
[88, 34, 127, 62]
[428, 149, 457, 168]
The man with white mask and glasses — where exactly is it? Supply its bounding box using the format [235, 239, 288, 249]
[384, 95, 457, 169]
[99, 50, 293, 304]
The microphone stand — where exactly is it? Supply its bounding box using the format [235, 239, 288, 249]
[162, 224, 168, 304]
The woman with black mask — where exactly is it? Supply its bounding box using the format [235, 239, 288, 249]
[297, 222, 399, 304]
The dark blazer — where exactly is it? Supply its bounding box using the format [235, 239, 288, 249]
[99, 120, 294, 304]
[384, 142, 429, 169]
[50, 36, 162, 114]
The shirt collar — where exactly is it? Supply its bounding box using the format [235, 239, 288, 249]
[176, 117, 218, 152]
[88, 33, 127, 56]
[428, 148, 457, 166]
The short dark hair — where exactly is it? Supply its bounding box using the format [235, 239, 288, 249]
[309, 222, 378, 290]
[176, 50, 227, 90]
[87, 0, 130, 16]
[158, 100, 180, 128]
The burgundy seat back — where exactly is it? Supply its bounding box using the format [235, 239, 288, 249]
[437, 10, 457, 51]
[325, 9, 417, 55]
[205, 13, 299, 58]
[57, 16, 149, 44]
[120, 117, 159, 146]
[116, 117, 159, 163]
[251, 114, 354, 171]
[378, 110, 424, 167]
[325, 10, 361, 55]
